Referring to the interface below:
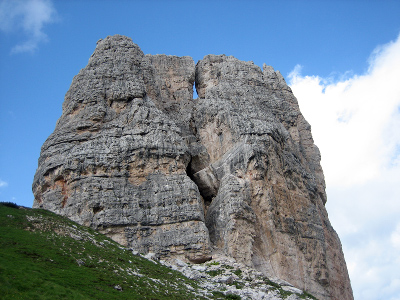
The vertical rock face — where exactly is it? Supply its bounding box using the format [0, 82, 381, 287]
[33, 35, 353, 300]
[32, 36, 209, 261]
[194, 55, 352, 300]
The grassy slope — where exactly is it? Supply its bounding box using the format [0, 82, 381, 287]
[0, 203, 224, 300]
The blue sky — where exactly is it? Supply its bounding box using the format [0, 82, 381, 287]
[1, 1, 400, 299]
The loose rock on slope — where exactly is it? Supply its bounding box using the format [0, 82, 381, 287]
[33, 35, 353, 300]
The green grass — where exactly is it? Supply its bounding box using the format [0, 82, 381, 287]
[300, 291, 319, 300]
[233, 269, 242, 277]
[222, 264, 234, 269]
[0, 204, 211, 300]
[0, 203, 315, 300]
[230, 281, 244, 290]
[211, 291, 241, 300]
[206, 269, 224, 277]
[226, 294, 241, 300]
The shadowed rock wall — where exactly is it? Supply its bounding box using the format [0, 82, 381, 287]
[33, 35, 353, 300]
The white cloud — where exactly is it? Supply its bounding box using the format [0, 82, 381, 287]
[0, 179, 8, 188]
[391, 223, 400, 250]
[0, 0, 57, 53]
[289, 34, 400, 300]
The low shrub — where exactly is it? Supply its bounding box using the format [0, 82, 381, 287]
[0, 202, 19, 209]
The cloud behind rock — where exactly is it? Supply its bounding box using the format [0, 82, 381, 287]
[289, 33, 400, 300]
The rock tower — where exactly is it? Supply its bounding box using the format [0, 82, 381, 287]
[33, 35, 353, 300]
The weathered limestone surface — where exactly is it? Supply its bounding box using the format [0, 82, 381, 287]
[194, 55, 352, 300]
[33, 35, 353, 300]
[32, 36, 210, 261]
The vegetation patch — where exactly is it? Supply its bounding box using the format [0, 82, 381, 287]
[230, 281, 244, 289]
[300, 291, 319, 300]
[207, 269, 224, 277]
[0, 201, 19, 209]
[226, 294, 241, 300]
[264, 277, 281, 289]
[278, 289, 293, 299]
[222, 264, 234, 269]
[211, 291, 241, 300]
[0, 203, 319, 300]
[0, 204, 210, 299]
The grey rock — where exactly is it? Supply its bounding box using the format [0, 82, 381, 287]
[32, 35, 210, 263]
[218, 275, 235, 284]
[191, 265, 207, 272]
[33, 35, 352, 300]
[183, 268, 202, 280]
[194, 54, 352, 300]
[282, 285, 304, 294]
[174, 258, 187, 268]
[114, 285, 122, 291]
[143, 252, 158, 261]
[76, 259, 85, 266]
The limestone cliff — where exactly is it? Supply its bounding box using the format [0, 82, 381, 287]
[33, 35, 353, 300]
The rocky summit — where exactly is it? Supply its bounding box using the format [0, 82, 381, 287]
[33, 35, 353, 300]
